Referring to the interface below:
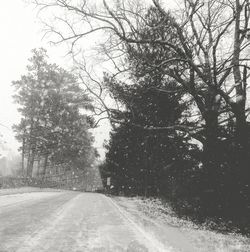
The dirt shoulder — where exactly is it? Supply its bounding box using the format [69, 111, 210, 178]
[112, 196, 250, 252]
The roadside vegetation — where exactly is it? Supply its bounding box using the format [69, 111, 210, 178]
[114, 196, 250, 252]
[12, 49, 98, 178]
[22, 0, 250, 237]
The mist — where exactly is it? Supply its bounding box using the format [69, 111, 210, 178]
[0, 140, 21, 177]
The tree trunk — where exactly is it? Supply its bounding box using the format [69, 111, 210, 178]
[42, 154, 49, 177]
[234, 106, 249, 206]
[26, 116, 35, 177]
[27, 148, 35, 177]
[21, 137, 25, 176]
[233, 0, 248, 151]
[37, 159, 41, 177]
[26, 149, 31, 177]
[143, 136, 150, 197]
[203, 110, 219, 168]
[234, 104, 247, 146]
[201, 109, 220, 216]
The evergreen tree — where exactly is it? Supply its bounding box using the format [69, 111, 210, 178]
[101, 74, 199, 197]
[13, 48, 96, 177]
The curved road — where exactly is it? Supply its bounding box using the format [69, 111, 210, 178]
[0, 190, 167, 252]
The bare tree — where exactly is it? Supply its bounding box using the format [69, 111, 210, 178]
[34, 1, 249, 116]
[33, 0, 250, 175]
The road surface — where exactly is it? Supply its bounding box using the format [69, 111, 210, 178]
[0, 190, 168, 252]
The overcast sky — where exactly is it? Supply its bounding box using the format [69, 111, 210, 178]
[0, 1, 41, 153]
[0, 0, 110, 158]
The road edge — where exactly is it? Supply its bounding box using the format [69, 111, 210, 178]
[103, 194, 173, 252]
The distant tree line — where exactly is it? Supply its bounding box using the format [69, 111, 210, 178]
[13, 49, 97, 178]
[34, 0, 250, 234]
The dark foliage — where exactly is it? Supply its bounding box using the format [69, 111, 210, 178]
[99, 6, 250, 235]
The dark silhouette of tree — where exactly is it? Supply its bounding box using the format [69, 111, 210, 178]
[33, 0, 250, 233]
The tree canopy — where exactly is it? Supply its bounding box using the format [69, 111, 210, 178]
[13, 48, 97, 177]
[33, 0, 250, 234]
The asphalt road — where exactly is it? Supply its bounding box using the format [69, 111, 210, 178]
[0, 191, 167, 252]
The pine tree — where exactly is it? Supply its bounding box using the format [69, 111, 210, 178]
[13, 48, 96, 177]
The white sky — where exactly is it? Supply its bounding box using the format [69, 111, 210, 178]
[0, 0, 109, 159]
[0, 1, 41, 153]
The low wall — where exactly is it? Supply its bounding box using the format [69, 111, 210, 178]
[0, 170, 103, 192]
